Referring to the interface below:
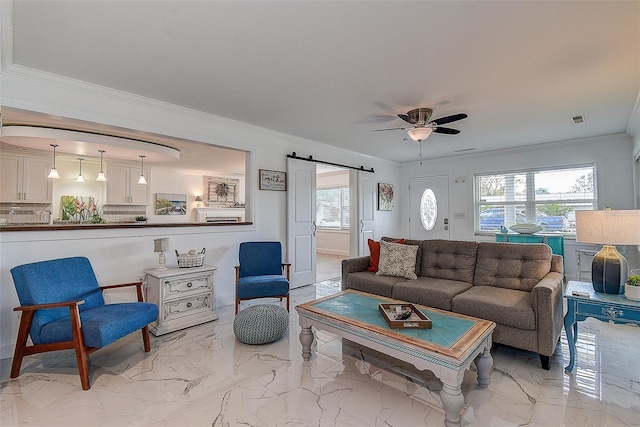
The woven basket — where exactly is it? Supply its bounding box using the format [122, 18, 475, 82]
[175, 248, 205, 268]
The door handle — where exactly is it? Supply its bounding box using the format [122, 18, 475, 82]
[312, 221, 317, 237]
[360, 219, 364, 233]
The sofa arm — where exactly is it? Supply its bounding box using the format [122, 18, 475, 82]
[531, 271, 564, 356]
[341, 256, 370, 290]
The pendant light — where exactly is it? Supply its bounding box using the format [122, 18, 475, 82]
[47, 144, 60, 179]
[76, 158, 85, 183]
[96, 150, 107, 182]
[137, 155, 147, 184]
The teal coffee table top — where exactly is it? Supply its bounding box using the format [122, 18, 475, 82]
[298, 290, 494, 360]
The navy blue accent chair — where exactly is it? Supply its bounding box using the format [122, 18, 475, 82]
[235, 242, 291, 314]
[10, 256, 159, 390]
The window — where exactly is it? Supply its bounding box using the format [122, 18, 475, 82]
[420, 188, 437, 231]
[474, 165, 596, 234]
[317, 187, 350, 229]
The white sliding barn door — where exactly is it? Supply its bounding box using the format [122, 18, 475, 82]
[287, 158, 317, 288]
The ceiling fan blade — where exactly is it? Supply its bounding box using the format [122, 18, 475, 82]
[433, 127, 460, 135]
[372, 127, 408, 132]
[397, 114, 414, 124]
[431, 113, 468, 126]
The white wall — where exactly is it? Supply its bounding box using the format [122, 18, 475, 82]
[0, 68, 402, 359]
[400, 133, 637, 280]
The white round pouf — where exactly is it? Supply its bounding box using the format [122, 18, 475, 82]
[233, 304, 289, 345]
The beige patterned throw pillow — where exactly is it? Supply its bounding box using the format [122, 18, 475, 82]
[375, 240, 419, 280]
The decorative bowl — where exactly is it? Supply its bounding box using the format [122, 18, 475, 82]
[509, 223, 544, 234]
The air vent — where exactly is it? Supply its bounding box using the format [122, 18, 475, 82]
[572, 115, 585, 124]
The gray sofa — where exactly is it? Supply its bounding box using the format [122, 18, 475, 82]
[341, 238, 564, 369]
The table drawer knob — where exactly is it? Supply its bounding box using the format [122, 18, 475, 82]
[602, 307, 623, 318]
[187, 302, 192, 308]
[187, 282, 193, 288]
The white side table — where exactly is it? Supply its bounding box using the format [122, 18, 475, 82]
[146, 265, 218, 336]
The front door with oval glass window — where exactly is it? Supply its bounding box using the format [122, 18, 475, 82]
[409, 175, 450, 240]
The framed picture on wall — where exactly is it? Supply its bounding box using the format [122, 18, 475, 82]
[156, 193, 187, 215]
[259, 169, 287, 191]
[378, 183, 394, 211]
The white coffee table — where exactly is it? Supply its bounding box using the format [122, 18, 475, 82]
[296, 290, 495, 427]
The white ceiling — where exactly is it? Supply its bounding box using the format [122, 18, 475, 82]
[3, 1, 640, 164]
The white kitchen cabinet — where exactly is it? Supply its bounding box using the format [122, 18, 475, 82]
[105, 165, 150, 205]
[0, 155, 52, 203]
[145, 265, 218, 336]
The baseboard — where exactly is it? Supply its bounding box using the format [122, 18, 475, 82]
[1, 342, 14, 361]
[317, 249, 350, 256]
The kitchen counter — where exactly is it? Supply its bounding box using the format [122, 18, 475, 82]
[0, 221, 253, 232]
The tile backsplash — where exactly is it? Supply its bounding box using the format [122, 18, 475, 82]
[0, 203, 52, 224]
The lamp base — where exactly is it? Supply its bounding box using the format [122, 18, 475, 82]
[591, 245, 627, 294]
[157, 252, 167, 270]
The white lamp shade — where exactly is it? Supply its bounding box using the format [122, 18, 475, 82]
[47, 168, 60, 179]
[576, 210, 640, 245]
[138, 174, 147, 185]
[154, 238, 169, 252]
[407, 127, 433, 142]
[96, 171, 107, 182]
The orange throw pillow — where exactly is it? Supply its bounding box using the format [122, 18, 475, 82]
[367, 238, 405, 272]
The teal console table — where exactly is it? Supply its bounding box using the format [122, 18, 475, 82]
[495, 232, 564, 258]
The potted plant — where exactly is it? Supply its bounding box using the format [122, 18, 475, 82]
[135, 215, 148, 223]
[625, 271, 640, 301]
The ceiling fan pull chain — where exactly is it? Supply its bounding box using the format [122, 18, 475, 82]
[419, 140, 423, 166]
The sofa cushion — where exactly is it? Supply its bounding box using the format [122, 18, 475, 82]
[345, 271, 407, 298]
[367, 238, 404, 272]
[473, 242, 552, 292]
[420, 240, 478, 283]
[376, 240, 419, 280]
[452, 286, 535, 330]
[382, 237, 423, 275]
[392, 277, 473, 311]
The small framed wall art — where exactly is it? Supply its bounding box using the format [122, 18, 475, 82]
[156, 193, 187, 215]
[378, 183, 394, 211]
[259, 169, 287, 191]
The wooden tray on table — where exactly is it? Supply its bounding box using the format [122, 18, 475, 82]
[378, 303, 432, 329]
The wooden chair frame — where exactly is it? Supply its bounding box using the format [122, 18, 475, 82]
[235, 263, 291, 314]
[11, 281, 150, 390]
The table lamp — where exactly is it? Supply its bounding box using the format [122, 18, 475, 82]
[154, 238, 169, 270]
[575, 208, 640, 294]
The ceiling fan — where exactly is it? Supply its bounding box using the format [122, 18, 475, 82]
[372, 108, 468, 142]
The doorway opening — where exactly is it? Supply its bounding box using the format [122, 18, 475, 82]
[316, 164, 350, 281]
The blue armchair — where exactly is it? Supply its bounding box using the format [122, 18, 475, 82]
[10, 256, 158, 390]
[235, 242, 290, 314]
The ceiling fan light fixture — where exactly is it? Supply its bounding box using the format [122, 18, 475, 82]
[407, 127, 433, 142]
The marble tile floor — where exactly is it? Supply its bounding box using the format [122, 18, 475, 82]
[1, 278, 639, 426]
